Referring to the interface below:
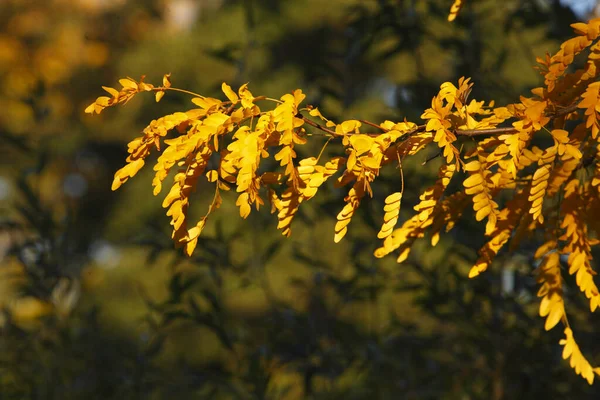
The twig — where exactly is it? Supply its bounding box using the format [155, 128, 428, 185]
[421, 152, 441, 165]
[300, 116, 339, 136]
[300, 101, 581, 140]
[359, 119, 389, 132]
[452, 102, 580, 137]
[154, 87, 205, 98]
[454, 127, 517, 137]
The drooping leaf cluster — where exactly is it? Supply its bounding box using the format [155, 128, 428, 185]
[86, 10, 600, 383]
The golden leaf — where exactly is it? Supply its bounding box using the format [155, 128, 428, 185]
[559, 328, 600, 384]
[206, 170, 219, 182]
[163, 73, 172, 88]
[221, 82, 239, 104]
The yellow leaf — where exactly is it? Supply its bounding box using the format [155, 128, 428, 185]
[337, 120, 362, 134]
[571, 22, 589, 35]
[222, 82, 239, 104]
[309, 107, 329, 122]
[361, 154, 382, 169]
[163, 73, 172, 88]
[192, 97, 221, 109]
[238, 83, 255, 108]
[475, 205, 491, 221]
[545, 304, 563, 331]
[184, 238, 198, 256]
[119, 78, 137, 90]
[469, 261, 487, 278]
[550, 129, 569, 143]
[236, 193, 251, 218]
[464, 160, 481, 171]
[187, 219, 206, 242]
[349, 134, 373, 155]
[347, 151, 357, 171]
[385, 192, 402, 204]
[524, 100, 547, 124]
[397, 247, 410, 263]
[84, 102, 96, 114]
[206, 170, 219, 182]
[102, 86, 119, 97]
[334, 226, 348, 243]
[293, 89, 306, 105]
[112, 159, 145, 190]
[565, 145, 582, 160]
[463, 173, 483, 188]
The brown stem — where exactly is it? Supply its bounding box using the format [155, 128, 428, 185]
[453, 102, 579, 137]
[154, 86, 205, 98]
[421, 152, 442, 165]
[300, 101, 580, 140]
[359, 119, 389, 132]
[301, 116, 339, 136]
[455, 127, 517, 136]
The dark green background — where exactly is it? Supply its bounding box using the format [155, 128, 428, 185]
[1, 0, 600, 398]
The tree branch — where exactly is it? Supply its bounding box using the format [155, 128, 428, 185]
[359, 119, 389, 132]
[454, 126, 517, 136]
[300, 101, 581, 140]
[453, 102, 580, 137]
[301, 116, 338, 136]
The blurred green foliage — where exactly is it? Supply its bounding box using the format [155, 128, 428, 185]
[2, 0, 600, 398]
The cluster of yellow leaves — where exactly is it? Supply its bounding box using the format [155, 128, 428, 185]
[541, 19, 600, 93]
[535, 243, 564, 331]
[535, 242, 598, 387]
[560, 180, 600, 312]
[277, 156, 344, 237]
[560, 328, 600, 385]
[463, 158, 499, 235]
[86, 17, 600, 383]
[373, 163, 458, 263]
[468, 189, 528, 278]
[421, 78, 475, 165]
[333, 121, 415, 243]
[447, 0, 463, 22]
[378, 192, 402, 240]
[85, 77, 155, 115]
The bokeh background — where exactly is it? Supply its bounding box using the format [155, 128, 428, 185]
[2, 0, 600, 398]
